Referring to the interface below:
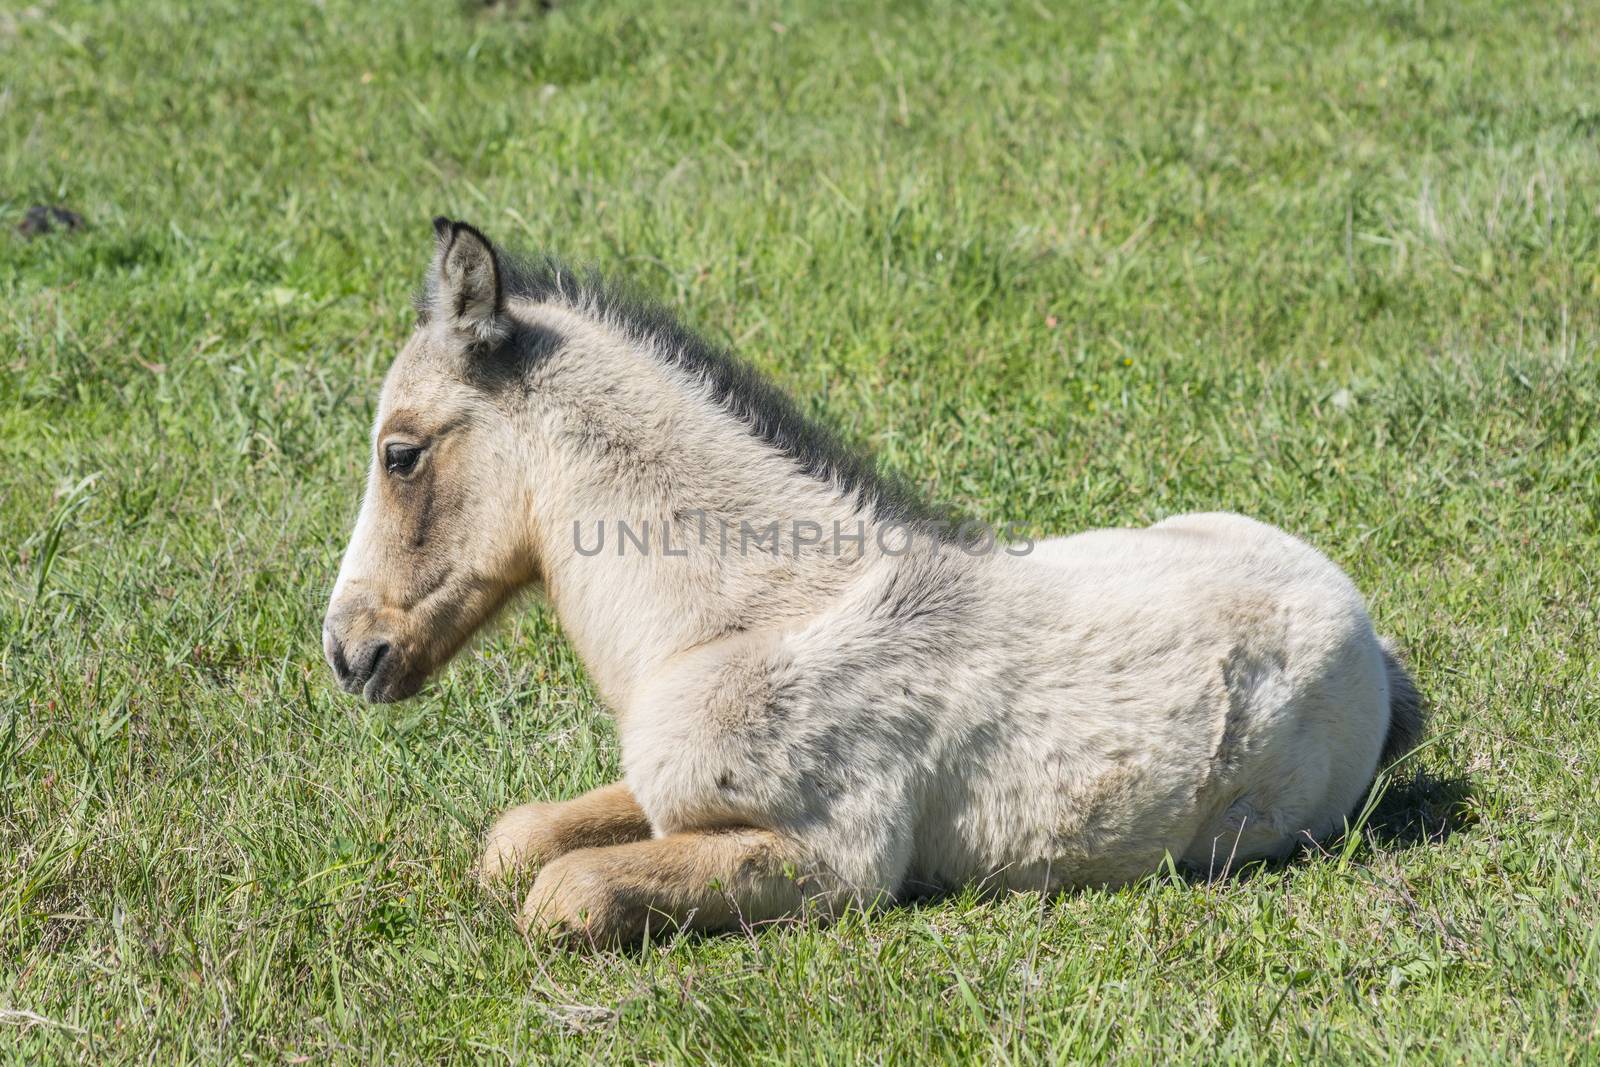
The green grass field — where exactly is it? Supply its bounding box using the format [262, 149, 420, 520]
[4, 0, 1599, 1061]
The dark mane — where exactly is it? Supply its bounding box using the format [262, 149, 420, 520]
[482, 250, 954, 531]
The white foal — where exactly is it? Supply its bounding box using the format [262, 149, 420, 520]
[323, 219, 1422, 941]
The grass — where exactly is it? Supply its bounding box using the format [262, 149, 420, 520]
[3, 0, 1599, 1061]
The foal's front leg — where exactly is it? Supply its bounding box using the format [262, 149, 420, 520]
[478, 782, 653, 884]
[521, 828, 812, 943]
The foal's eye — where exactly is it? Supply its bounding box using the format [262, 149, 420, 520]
[384, 443, 422, 475]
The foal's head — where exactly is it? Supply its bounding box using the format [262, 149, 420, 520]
[323, 219, 538, 702]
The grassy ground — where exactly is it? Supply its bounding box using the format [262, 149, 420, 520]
[4, 0, 1599, 1061]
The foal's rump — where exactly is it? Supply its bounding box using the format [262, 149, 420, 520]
[1012, 512, 1394, 871]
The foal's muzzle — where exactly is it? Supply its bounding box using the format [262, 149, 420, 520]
[322, 605, 413, 703]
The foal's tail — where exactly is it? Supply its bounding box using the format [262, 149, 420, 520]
[1379, 638, 1424, 767]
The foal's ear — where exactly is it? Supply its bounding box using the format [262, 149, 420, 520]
[427, 217, 508, 344]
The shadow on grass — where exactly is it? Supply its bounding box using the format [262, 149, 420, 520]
[1175, 767, 1478, 886]
[1361, 769, 1477, 850]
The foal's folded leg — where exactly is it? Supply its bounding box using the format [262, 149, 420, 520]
[520, 828, 814, 943]
[478, 781, 652, 884]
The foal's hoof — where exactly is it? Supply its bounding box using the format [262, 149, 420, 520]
[519, 853, 627, 943]
[478, 801, 560, 885]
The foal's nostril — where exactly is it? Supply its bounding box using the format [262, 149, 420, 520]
[325, 620, 391, 695]
[358, 641, 391, 682]
[332, 640, 390, 695]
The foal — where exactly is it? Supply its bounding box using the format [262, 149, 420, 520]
[323, 218, 1422, 941]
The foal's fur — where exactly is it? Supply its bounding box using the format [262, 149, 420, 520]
[324, 219, 1422, 941]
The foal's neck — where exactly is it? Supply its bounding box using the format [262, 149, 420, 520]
[517, 300, 905, 712]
